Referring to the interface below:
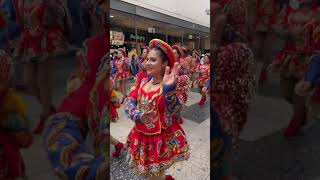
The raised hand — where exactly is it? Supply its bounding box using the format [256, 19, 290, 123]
[163, 62, 181, 86]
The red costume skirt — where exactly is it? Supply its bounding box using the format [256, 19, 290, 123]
[114, 71, 131, 81]
[126, 120, 190, 176]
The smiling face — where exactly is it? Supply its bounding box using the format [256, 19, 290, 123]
[117, 50, 123, 59]
[145, 48, 168, 77]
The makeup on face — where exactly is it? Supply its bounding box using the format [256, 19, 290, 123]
[145, 49, 166, 77]
[117, 51, 123, 59]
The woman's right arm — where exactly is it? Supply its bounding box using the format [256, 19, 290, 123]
[123, 81, 143, 123]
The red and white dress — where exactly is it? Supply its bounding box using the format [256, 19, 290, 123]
[124, 78, 189, 176]
[197, 64, 210, 87]
[114, 57, 131, 81]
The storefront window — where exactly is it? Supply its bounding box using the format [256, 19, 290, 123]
[110, 9, 135, 55]
[110, 9, 209, 56]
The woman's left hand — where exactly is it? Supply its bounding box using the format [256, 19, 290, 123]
[163, 62, 181, 86]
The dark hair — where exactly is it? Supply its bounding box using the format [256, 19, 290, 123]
[150, 47, 169, 64]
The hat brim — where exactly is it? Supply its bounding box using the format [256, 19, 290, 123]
[149, 39, 175, 68]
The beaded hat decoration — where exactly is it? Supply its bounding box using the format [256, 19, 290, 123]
[149, 39, 175, 68]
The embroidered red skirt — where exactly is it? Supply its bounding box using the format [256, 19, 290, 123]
[126, 120, 190, 176]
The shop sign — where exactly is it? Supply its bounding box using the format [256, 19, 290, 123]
[111, 31, 125, 45]
[130, 34, 145, 42]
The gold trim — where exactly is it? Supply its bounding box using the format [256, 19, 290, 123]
[127, 152, 190, 176]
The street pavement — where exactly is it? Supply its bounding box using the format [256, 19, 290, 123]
[233, 63, 320, 180]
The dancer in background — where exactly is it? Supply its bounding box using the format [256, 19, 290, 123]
[114, 48, 131, 102]
[254, 0, 277, 85]
[212, 0, 255, 179]
[190, 50, 200, 88]
[171, 44, 190, 104]
[124, 39, 189, 180]
[179, 47, 190, 76]
[197, 53, 210, 106]
[268, 0, 318, 139]
[12, 0, 71, 134]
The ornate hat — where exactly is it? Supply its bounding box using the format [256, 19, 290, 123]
[117, 48, 126, 57]
[149, 39, 175, 68]
[0, 50, 13, 82]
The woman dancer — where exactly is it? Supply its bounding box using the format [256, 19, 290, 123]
[254, 0, 277, 85]
[179, 47, 190, 76]
[124, 39, 190, 180]
[197, 53, 210, 106]
[12, 0, 71, 134]
[114, 48, 131, 102]
[212, 0, 256, 179]
[268, 0, 318, 138]
[190, 50, 200, 88]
